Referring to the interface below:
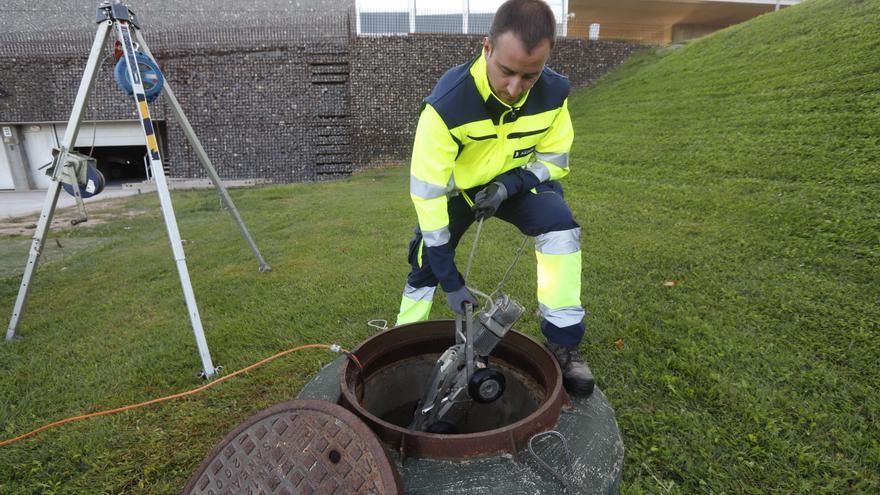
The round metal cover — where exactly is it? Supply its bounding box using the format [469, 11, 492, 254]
[183, 399, 403, 495]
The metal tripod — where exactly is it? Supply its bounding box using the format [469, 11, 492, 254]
[5, 0, 271, 379]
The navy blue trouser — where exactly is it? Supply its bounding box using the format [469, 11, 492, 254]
[403, 181, 586, 347]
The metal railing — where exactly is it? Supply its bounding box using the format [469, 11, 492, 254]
[356, 8, 665, 43]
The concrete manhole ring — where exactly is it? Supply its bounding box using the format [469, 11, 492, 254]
[183, 399, 403, 495]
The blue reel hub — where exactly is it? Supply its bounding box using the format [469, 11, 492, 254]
[62, 163, 106, 199]
[114, 51, 164, 102]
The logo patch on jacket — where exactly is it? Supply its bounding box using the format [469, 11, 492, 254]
[513, 146, 536, 159]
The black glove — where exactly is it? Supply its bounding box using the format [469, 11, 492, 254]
[446, 286, 478, 314]
[472, 182, 508, 220]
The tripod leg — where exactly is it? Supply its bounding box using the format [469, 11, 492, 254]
[136, 31, 272, 273]
[6, 21, 112, 342]
[116, 21, 217, 379]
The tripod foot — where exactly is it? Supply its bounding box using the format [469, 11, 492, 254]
[198, 365, 224, 380]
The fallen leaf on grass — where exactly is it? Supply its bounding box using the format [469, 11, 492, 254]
[614, 338, 624, 349]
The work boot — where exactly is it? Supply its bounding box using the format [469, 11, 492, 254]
[544, 342, 595, 397]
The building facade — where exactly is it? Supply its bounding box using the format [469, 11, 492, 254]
[355, 0, 803, 43]
[0, 0, 798, 191]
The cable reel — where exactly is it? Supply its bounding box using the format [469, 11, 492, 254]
[46, 149, 106, 200]
[114, 51, 164, 102]
[61, 161, 106, 199]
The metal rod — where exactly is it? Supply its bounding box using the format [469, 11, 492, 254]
[6, 21, 112, 342]
[455, 313, 464, 344]
[135, 30, 271, 273]
[54, 22, 112, 179]
[465, 303, 474, 381]
[66, 160, 89, 225]
[116, 21, 216, 378]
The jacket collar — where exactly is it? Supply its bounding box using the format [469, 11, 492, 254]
[471, 48, 531, 111]
[470, 47, 532, 124]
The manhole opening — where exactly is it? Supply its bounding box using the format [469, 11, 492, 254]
[361, 354, 546, 434]
[340, 322, 565, 459]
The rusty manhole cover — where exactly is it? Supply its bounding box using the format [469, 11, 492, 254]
[183, 399, 402, 495]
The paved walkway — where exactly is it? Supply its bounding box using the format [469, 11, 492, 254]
[0, 186, 143, 219]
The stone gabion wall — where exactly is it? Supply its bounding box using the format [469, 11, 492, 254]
[550, 38, 646, 88]
[0, 24, 643, 183]
[350, 34, 644, 166]
[0, 0, 354, 35]
[0, 21, 354, 183]
[0, 52, 150, 123]
[157, 40, 353, 182]
[349, 35, 483, 169]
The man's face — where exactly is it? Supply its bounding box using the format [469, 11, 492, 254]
[483, 31, 551, 106]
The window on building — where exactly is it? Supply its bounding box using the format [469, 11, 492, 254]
[356, 0, 568, 36]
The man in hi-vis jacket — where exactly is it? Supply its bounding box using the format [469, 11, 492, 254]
[395, 0, 593, 396]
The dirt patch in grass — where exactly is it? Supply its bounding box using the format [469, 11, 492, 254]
[0, 197, 151, 237]
[0, 237, 122, 279]
[0, 196, 149, 278]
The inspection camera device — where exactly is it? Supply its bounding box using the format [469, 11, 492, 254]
[409, 294, 525, 432]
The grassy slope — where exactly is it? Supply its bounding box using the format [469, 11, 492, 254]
[0, 0, 877, 492]
[564, 0, 879, 492]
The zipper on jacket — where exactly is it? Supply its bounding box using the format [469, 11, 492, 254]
[498, 108, 511, 170]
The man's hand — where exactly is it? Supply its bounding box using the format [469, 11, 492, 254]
[472, 182, 508, 220]
[446, 286, 478, 314]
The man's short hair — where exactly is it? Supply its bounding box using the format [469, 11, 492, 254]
[489, 0, 557, 52]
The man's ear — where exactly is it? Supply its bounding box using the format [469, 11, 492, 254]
[483, 36, 492, 57]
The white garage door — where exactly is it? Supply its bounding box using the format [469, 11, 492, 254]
[0, 161, 14, 190]
[21, 125, 56, 189]
[22, 121, 147, 188]
[55, 121, 146, 147]
[0, 126, 14, 189]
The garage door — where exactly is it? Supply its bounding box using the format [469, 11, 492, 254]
[55, 121, 146, 147]
[0, 160, 13, 190]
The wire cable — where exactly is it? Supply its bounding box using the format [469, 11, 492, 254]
[489, 234, 529, 299]
[0, 343, 360, 447]
[528, 430, 577, 492]
[462, 216, 529, 306]
[463, 217, 483, 281]
[87, 39, 110, 159]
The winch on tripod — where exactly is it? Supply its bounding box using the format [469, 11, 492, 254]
[48, 149, 106, 200]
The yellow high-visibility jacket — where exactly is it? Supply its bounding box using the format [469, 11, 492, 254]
[409, 48, 574, 292]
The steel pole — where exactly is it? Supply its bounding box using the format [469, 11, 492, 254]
[116, 21, 216, 378]
[6, 21, 112, 342]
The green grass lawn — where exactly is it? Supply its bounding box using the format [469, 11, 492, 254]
[564, 0, 879, 492]
[1, 0, 878, 492]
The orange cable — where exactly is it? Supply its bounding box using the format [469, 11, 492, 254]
[0, 343, 362, 447]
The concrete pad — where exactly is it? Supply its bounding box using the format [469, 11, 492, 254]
[0, 185, 143, 219]
[0, 178, 267, 219]
[122, 178, 270, 192]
